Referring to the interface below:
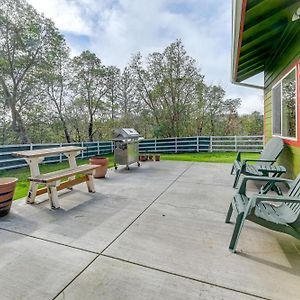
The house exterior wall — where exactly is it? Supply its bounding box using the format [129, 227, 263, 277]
[264, 34, 300, 178]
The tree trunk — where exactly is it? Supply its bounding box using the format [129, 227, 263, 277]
[10, 104, 30, 144]
[76, 127, 81, 142]
[88, 115, 93, 142]
[63, 126, 71, 143]
[59, 114, 71, 143]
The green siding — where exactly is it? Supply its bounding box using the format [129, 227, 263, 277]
[236, 1, 300, 178]
[263, 15, 300, 179]
[264, 20, 300, 89]
[264, 90, 272, 140]
[278, 145, 300, 178]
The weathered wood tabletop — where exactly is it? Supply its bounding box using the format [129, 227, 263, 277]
[12, 146, 85, 158]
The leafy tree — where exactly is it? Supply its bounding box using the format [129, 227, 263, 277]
[131, 40, 203, 137]
[40, 33, 72, 142]
[106, 66, 120, 124]
[203, 85, 226, 135]
[223, 98, 241, 135]
[0, 0, 64, 143]
[119, 66, 139, 126]
[190, 80, 207, 135]
[240, 111, 263, 135]
[0, 3, 264, 147]
[70, 50, 108, 141]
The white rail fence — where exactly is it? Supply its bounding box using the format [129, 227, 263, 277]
[0, 135, 263, 171]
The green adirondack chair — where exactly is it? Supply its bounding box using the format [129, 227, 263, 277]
[225, 175, 300, 253]
[231, 137, 284, 188]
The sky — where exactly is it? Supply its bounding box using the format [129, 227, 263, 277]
[27, 0, 264, 114]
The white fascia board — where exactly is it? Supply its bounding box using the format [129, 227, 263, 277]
[231, 0, 243, 83]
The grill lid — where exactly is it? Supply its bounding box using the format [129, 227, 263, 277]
[113, 128, 140, 140]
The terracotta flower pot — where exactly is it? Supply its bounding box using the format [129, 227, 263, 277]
[89, 157, 109, 178]
[155, 154, 161, 161]
[139, 155, 147, 161]
[0, 178, 18, 217]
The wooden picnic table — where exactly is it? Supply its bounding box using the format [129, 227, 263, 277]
[12, 146, 98, 209]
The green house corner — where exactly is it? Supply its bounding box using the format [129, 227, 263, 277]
[232, 0, 300, 178]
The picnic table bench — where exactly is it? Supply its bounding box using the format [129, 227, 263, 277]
[12, 146, 99, 209]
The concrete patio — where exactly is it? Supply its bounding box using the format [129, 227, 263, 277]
[0, 161, 299, 300]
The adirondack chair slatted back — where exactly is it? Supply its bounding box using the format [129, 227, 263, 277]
[289, 173, 300, 197]
[257, 137, 284, 166]
[288, 173, 300, 214]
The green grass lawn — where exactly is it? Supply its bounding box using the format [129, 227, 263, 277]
[160, 151, 260, 163]
[0, 154, 114, 200]
[1, 152, 259, 200]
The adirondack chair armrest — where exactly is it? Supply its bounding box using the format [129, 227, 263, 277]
[238, 176, 292, 195]
[235, 151, 259, 162]
[254, 195, 300, 204]
[243, 159, 276, 163]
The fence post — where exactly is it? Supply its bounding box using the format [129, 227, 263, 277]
[111, 141, 114, 153]
[210, 136, 213, 152]
[59, 143, 62, 162]
[81, 141, 84, 159]
[197, 136, 199, 152]
[154, 138, 157, 153]
[234, 136, 238, 152]
[30, 143, 33, 151]
[97, 141, 100, 155]
[175, 137, 177, 153]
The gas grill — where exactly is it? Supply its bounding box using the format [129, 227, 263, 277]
[113, 128, 140, 170]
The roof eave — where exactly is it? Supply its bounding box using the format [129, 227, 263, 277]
[231, 0, 265, 90]
[231, 0, 244, 84]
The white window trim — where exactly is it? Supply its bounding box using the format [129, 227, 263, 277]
[272, 66, 298, 141]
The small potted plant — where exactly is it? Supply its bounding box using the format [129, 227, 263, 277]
[0, 178, 18, 217]
[155, 154, 161, 161]
[139, 154, 147, 161]
[148, 154, 154, 161]
[89, 156, 109, 178]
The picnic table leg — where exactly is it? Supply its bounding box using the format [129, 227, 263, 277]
[47, 182, 60, 209]
[25, 158, 43, 204]
[86, 174, 95, 193]
[65, 151, 80, 181]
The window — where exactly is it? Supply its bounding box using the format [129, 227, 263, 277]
[272, 68, 297, 139]
[272, 83, 281, 135]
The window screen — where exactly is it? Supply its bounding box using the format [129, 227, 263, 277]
[282, 69, 296, 138]
[272, 83, 281, 135]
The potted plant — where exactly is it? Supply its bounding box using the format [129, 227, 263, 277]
[155, 154, 161, 161]
[139, 154, 147, 161]
[89, 156, 109, 178]
[0, 178, 18, 217]
[148, 154, 154, 161]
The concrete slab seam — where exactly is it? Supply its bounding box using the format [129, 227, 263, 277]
[0, 227, 99, 255]
[101, 254, 270, 300]
[99, 163, 195, 254]
[51, 163, 194, 300]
